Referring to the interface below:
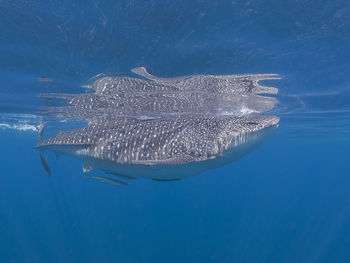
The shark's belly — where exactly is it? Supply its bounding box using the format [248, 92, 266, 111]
[71, 126, 276, 180]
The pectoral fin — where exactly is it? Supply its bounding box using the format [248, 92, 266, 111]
[152, 178, 182, 182]
[105, 172, 136, 180]
[85, 174, 127, 186]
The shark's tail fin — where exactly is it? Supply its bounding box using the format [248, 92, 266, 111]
[37, 117, 51, 177]
[38, 117, 45, 144]
[39, 152, 52, 177]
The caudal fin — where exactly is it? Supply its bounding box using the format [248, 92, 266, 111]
[37, 117, 45, 144]
[39, 152, 52, 177]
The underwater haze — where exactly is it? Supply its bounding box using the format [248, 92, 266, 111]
[1, 0, 350, 262]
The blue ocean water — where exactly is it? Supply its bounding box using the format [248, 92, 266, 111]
[1, 0, 350, 262]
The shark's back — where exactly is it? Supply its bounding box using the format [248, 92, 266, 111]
[37, 115, 279, 165]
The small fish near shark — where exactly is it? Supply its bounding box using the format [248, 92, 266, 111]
[36, 67, 281, 186]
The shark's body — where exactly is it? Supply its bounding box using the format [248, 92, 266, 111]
[36, 115, 279, 180]
[37, 67, 280, 184]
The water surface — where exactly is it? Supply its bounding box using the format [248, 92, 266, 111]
[1, 0, 350, 262]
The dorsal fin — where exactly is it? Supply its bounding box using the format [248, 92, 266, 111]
[131, 67, 159, 81]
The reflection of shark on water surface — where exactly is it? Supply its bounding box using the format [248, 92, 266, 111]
[130, 66, 280, 95]
[36, 67, 280, 185]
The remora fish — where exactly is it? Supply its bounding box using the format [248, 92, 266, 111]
[36, 115, 279, 181]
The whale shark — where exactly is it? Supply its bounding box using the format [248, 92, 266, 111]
[36, 115, 279, 182]
[36, 67, 280, 185]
